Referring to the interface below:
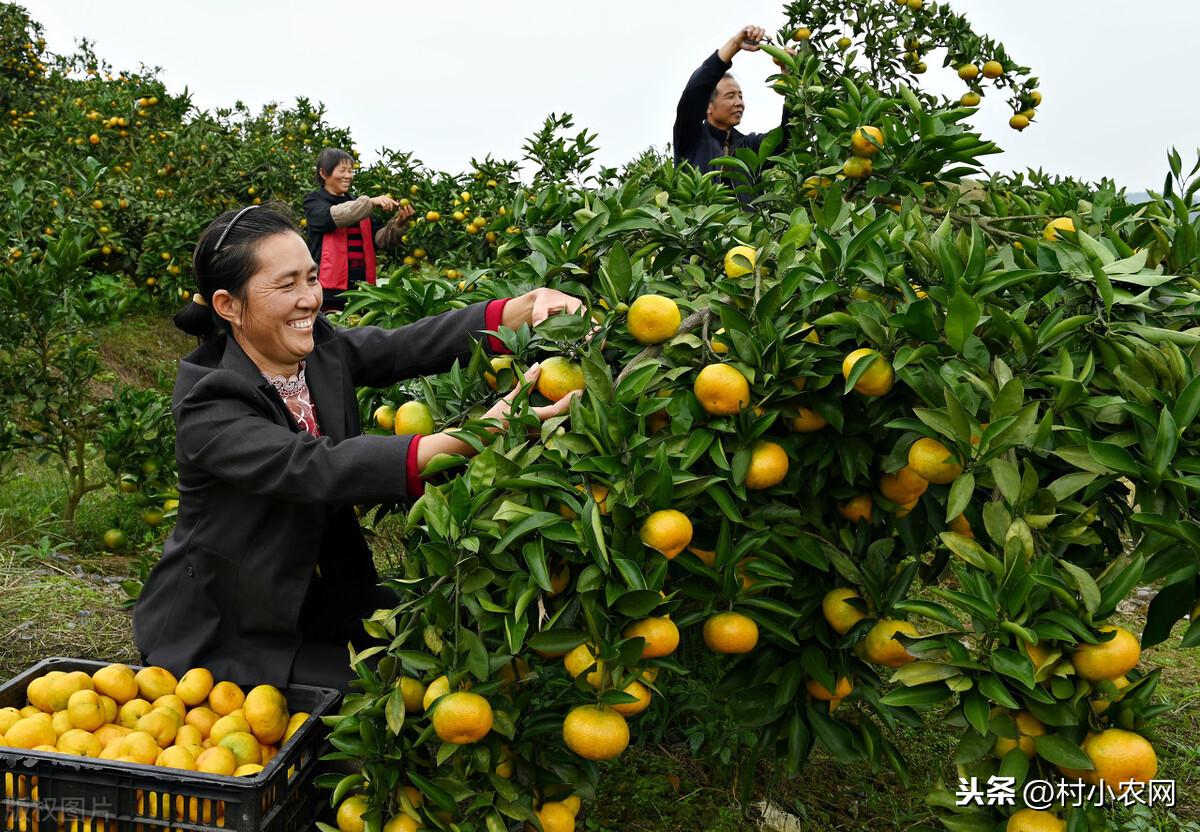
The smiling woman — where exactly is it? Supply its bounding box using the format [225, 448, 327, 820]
[141, 204, 584, 692]
[302, 147, 412, 311]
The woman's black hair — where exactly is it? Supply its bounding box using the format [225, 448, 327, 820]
[173, 202, 300, 340]
[314, 147, 355, 187]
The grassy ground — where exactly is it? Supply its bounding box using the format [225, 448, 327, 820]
[2, 314, 1199, 831]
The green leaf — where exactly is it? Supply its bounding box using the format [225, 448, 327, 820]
[939, 532, 1004, 577]
[945, 472, 975, 522]
[1153, 407, 1179, 476]
[990, 648, 1036, 689]
[945, 289, 980, 353]
[1032, 735, 1094, 770]
[605, 242, 632, 298]
[495, 511, 563, 552]
[1058, 559, 1101, 616]
[880, 682, 951, 708]
[527, 629, 586, 654]
[385, 688, 406, 735]
[1172, 375, 1200, 431]
[1086, 439, 1140, 476]
[990, 459, 1021, 505]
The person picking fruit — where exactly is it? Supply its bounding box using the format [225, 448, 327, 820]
[673, 24, 792, 174]
[136, 203, 582, 692]
[302, 147, 412, 312]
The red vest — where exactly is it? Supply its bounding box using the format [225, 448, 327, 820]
[318, 217, 377, 291]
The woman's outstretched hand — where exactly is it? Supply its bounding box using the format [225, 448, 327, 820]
[483, 363, 580, 428]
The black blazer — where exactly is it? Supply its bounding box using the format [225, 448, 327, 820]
[133, 302, 495, 686]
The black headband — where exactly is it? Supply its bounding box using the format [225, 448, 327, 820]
[214, 205, 260, 251]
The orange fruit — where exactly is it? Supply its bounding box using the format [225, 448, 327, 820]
[702, 612, 759, 654]
[1007, 809, 1065, 832]
[842, 157, 873, 179]
[383, 815, 420, 832]
[336, 794, 369, 832]
[907, 437, 963, 484]
[611, 680, 652, 716]
[863, 619, 919, 667]
[92, 664, 138, 704]
[1043, 217, 1075, 241]
[842, 348, 893, 396]
[694, 364, 751, 415]
[394, 401, 434, 436]
[563, 644, 604, 688]
[743, 441, 789, 490]
[1077, 729, 1157, 789]
[208, 681, 246, 715]
[422, 675, 452, 710]
[218, 731, 262, 767]
[562, 705, 629, 761]
[431, 692, 493, 744]
[184, 706, 219, 738]
[1070, 625, 1140, 681]
[960, 92, 982, 107]
[195, 745, 237, 776]
[982, 60, 1004, 78]
[623, 616, 680, 659]
[850, 125, 884, 158]
[243, 684, 289, 744]
[957, 64, 979, 80]
[537, 802, 576, 832]
[133, 666, 177, 702]
[993, 710, 1046, 759]
[639, 509, 693, 558]
[1009, 114, 1030, 131]
[878, 465, 929, 504]
[837, 494, 873, 523]
[66, 689, 105, 731]
[790, 407, 827, 432]
[627, 294, 681, 344]
[484, 355, 515, 391]
[821, 588, 868, 635]
[5, 717, 56, 749]
[723, 245, 756, 277]
[56, 728, 102, 757]
[948, 513, 974, 538]
[806, 676, 853, 701]
[117, 698, 153, 729]
[537, 356, 586, 401]
[396, 678, 425, 713]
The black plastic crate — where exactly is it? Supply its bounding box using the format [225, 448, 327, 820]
[1, 657, 339, 831]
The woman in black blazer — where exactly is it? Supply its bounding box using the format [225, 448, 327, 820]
[133, 204, 581, 692]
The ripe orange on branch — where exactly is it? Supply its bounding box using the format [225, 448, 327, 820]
[623, 616, 680, 659]
[627, 294, 681, 344]
[536, 356, 585, 400]
[850, 125, 884, 158]
[431, 691, 493, 744]
[743, 440, 789, 490]
[693, 363, 750, 415]
[703, 612, 759, 654]
[639, 509, 693, 559]
[562, 705, 629, 761]
[842, 348, 893, 396]
[1070, 625, 1140, 681]
[907, 438, 963, 484]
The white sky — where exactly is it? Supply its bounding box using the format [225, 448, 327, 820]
[24, 1, 1200, 191]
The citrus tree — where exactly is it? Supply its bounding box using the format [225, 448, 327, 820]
[315, 4, 1200, 832]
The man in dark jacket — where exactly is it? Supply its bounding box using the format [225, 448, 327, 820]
[673, 24, 790, 173]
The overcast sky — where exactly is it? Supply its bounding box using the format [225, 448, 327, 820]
[24, 1, 1200, 192]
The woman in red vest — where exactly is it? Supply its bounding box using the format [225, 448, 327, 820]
[302, 148, 413, 311]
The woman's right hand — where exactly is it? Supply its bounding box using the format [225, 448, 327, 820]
[370, 194, 399, 211]
[483, 363, 579, 428]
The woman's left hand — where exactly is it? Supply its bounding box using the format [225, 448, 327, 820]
[502, 287, 584, 330]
